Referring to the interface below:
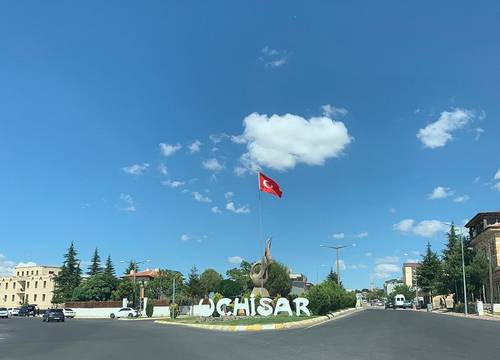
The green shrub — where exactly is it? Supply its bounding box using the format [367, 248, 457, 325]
[145, 299, 154, 317]
[306, 281, 355, 315]
[170, 303, 179, 319]
[212, 292, 223, 317]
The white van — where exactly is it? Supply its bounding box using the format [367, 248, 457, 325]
[394, 294, 405, 308]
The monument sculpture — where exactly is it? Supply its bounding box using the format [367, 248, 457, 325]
[250, 237, 272, 297]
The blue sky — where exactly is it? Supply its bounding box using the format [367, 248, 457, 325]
[1, 1, 499, 289]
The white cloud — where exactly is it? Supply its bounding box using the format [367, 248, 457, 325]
[226, 202, 250, 214]
[428, 186, 454, 200]
[209, 133, 229, 144]
[473, 177, 481, 184]
[260, 46, 289, 68]
[188, 140, 203, 153]
[330, 233, 345, 239]
[159, 143, 182, 157]
[180, 234, 190, 241]
[0, 254, 16, 276]
[211, 206, 221, 214]
[349, 264, 367, 270]
[374, 263, 400, 279]
[202, 158, 224, 172]
[162, 180, 185, 188]
[192, 192, 212, 203]
[493, 169, 500, 191]
[119, 193, 136, 212]
[228, 256, 244, 264]
[224, 192, 234, 200]
[122, 163, 150, 175]
[234, 166, 247, 176]
[495, 169, 500, 180]
[416, 108, 474, 148]
[474, 127, 484, 141]
[158, 163, 168, 175]
[389, 208, 397, 214]
[376, 256, 399, 264]
[453, 195, 470, 203]
[365, 252, 373, 257]
[393, 219, 415, 233]
[394, 218, 448, 238]
[321, 104, 348, 118]
[355, 231, 369, 238]
[235, 112, 351, 171]
[17, 261, 37, 268]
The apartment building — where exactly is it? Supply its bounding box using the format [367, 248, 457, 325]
[0, 265, 60, 309]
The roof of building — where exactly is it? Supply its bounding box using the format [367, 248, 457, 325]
[123, 269, 159, 278]
[465, 212, 500, 228]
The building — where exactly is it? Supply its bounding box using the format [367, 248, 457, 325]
[465, 212, 500, 303]
[384, 278, 403, 297]
[402, 262, 420, 288]
[0, 265, 60, 309]
[122, 268, 160, 287]
[289, 273, 312, 295]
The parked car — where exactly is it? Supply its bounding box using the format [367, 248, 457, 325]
[7, 308, 20, 316]
[0, 307, 9, 318]
[63, 308, 76, 318]
[42, 309, 65, 322]
[403, 300, 413, 309]
[19, 304, 37, 317]
[110, 307, 139, 319]
[385, 301, 394, 309]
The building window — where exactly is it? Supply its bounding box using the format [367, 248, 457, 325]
[17, 271, 19, 276]
[27, 282, 29, 289]
[34, 294, 37, 302]
[25, 295, 28, 302]
[35, 281, 38, 289]
[36, 270, 39, 275]
[31, 270, 34, 275]
[11, 295, 14, 301]
[43, 281, 47, 288]
[4, 283, 7, 290]
[13, 282, 16, 289]
[42, 294, 46, 302]
[3, 295, 6, 302]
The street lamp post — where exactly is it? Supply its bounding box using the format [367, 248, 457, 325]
[320, 244, 355, 284]
[120, 259, 151, 308]
[487, 241, 494, 309]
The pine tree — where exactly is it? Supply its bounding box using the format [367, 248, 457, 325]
[124, 260, 138, 275]
[441, 224, 462, 298]
[53, 242, 82, 303]
[416, 242, 442, 301]
[87, 248, 103, 276]
[327, 268, 341, 285]
[185, 265, 202, 301]
[104, 255, 116, 277]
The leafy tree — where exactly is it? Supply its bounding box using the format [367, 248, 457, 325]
[72, 272, 118, 301]
[266, 262, 292, 297]
[104, 255, 116, 277]
[199, 268, 223, 295]
[185, 265, 203, 301]
[226, 260, 253, 293]
[145, 269, 184, 300]
[112, 278, 136, 301]
[366, 288, 385, 301]
[468, 249, 489, 301]
[416, 242, 442, 300]
[441, 225, 464, 299]
[124, 260, 138, 275]
[145, 299, 154, 317]
[326, 269, 342, 287]
[87, 248, 103, 276]
[214, 279, 242, 297]
[53, 242, 82, 303]
[389, 284, 415, 302]
[306, 281, 355, 315]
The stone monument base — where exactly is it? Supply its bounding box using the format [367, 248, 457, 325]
[251, 287, 270, 297]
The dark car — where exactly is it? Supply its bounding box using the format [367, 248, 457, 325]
[19, 304, 37, 317]
[42, 309, 65, 322]
[385, 301, 395, 309]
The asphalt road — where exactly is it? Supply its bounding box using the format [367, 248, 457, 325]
[1, 309, 499, 360]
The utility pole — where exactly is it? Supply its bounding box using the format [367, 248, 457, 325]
[172, 277, 176, 304]
[460, 234, 468, 316]
[320, 244, 355, 284]
[488, 241, 494, 309]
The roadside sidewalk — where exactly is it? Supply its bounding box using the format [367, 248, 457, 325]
[155, 307, 364, 332]
[415, 308, 500, 322]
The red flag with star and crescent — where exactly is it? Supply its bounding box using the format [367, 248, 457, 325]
[258, 172, 283, 198]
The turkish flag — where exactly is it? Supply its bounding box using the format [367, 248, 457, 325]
[258, 172, 283, 198]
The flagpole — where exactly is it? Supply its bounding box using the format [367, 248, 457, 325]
[258, 172, 264, 256]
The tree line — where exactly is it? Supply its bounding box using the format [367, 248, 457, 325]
[416, 224, 489, 305]
[52, 242, 295, 305]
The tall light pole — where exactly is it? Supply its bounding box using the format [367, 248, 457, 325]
[441, 222, 468, 316]
[120, 259, 151, 308]
[320, 244, 355, 284]
[487, 240, 494, 309]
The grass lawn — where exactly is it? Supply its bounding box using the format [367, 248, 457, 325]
[162, 315, 317, 326]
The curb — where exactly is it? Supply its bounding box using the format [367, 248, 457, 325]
[155, 307, 363, 332]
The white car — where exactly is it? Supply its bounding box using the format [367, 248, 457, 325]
[8, 308, 20, 316]
[110, 307, 138, 319]
[0, 307, 9, 318]
[63, 308, 76, 318]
